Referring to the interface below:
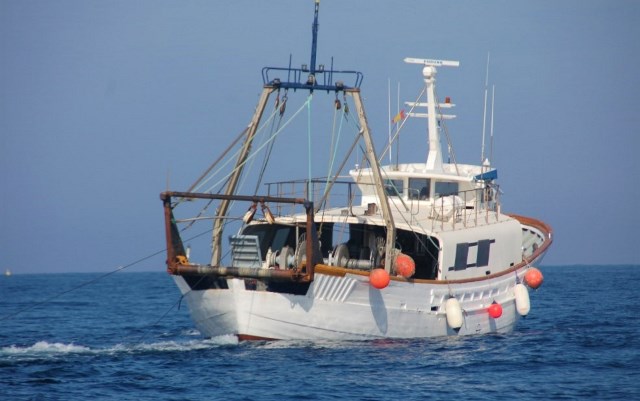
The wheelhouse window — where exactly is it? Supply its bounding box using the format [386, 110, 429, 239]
[434, 181, 459, 197]
[408, 178, 430, 200]
[384, 179, 403, 197]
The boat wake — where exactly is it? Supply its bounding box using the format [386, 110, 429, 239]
[1, 335, 239, 361]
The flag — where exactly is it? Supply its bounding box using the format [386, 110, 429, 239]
[392, 109, 406, 124]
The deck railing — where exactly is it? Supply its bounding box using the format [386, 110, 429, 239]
[264, 178, 501, 230]
[427, 186, 501, 231]
[265, 178, 356, 216]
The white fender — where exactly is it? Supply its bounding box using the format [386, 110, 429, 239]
[445, 297, 463, 329]
[514, 283, 530, 316]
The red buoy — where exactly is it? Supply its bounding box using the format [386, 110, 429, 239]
[369, 268, 390, 289]
[488, 302, 503, 319]
[524, 267, 544, 289]
[395, 253, 415, 278]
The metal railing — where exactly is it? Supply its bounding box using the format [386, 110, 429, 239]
[265, 178, 357, 216]
[428, 186, 501, 231]
[263, 178, 502, 231]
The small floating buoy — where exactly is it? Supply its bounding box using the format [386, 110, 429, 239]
[488, 301, 503, 319]
[394, 253, 415, 278]
[514, 283, 531, 316]
[369, 268, 390, 289]
[445, 297, 463, 330]
[524, 267, 544, 289]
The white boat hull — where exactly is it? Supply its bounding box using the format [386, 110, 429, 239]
[173, 264, 535, 340]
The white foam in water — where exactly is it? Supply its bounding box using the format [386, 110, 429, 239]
[1, 336, 238, 360]
[130, 335, 238, 352]
[209, 334, 240, 346]
[2, 341, 91, 355]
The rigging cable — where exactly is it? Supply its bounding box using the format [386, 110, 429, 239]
[188, 94, 311, 235]
[202, 95, 313, 194]
[191, 101, 283, 194]
[254, 91, 287, 195]
[378, 85, 427, 164]
[0, 228, 215, 323]
[315, 127, 362, 213]
[135, 292, 185, 344]
[323, 94, 347, 203]
[307, 94, 313, 199]
[185, 127, 247, 194]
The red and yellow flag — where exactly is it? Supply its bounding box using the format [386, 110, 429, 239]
[392, 109, 406, 124]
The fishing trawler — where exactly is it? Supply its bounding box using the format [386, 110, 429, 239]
[161, 1, 552, 340]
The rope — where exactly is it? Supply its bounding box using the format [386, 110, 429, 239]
[192, 103, 282, 194]
[325, 101, 340, 193]
[185, 127, 247, 194]
[202, 95, 313, 194]
[323, 97, 347, 203]
[254, 95, 286, 195]
[378, 85, 427, 164]
[0, 227, 215, 322]
[135, 293, 185, 344]
[0, 256, 157, 322]
[307, 94, 313, 199]
[315, 128, 362, 213]
[184, 92, 291, 231]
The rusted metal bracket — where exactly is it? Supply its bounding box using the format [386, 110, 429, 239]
[161, 191, 317, 283]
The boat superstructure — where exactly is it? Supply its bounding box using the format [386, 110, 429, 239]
[160, 0, 552, 340]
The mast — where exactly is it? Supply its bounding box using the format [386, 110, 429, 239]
[404, 58, 460, 171]
[309, 0, 320, 78]
[424, 65, 443, 171]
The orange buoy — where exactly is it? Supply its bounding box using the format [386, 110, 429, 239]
[488, 302, 502, 319]
[395, 253, 415, 278]
[524, 267, 544, 289]
[369, 268, 390, 289]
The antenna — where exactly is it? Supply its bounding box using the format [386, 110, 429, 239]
[396, 82, 400, 167]
[489, 85, 495, 168]
[404, 58, 460, 67]
[261, 0, 363, 92]
[309, 0, 320, 76]
[388, 79, 392, 164]
[481, 52, 490, 166]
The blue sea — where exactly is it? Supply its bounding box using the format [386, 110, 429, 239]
[1, 265, 639, 400]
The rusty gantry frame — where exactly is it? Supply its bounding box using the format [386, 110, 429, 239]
[161, 191, 319, 283]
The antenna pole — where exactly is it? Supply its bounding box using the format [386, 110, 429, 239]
[388, 79, 392, 164]
[310, 0, 320, 76]
[489, 85, 495, 169]
[481, 52, 490, 166]
[396, 82, 400, 167]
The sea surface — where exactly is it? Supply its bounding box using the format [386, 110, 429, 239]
[1, 265, 639, 400]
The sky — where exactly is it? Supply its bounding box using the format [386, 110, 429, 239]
[1, 0, 639, 273]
